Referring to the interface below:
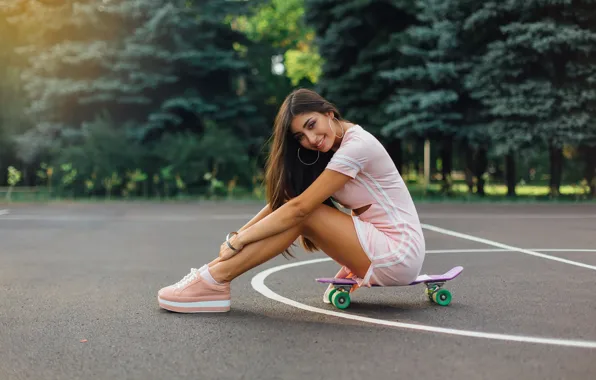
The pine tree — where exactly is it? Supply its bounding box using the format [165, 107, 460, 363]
[304, 0, 418, 170]
[0, 3, 33, 183]
[380, 0, 463, 192]
[465, 0, 596, 197]
[379, 0, 499, 194]
[10, 0, 264, 160]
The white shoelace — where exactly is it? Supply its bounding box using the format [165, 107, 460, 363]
[174, 268, 200, 289]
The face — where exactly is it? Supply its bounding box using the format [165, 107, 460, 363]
[290, 111, 336, 153]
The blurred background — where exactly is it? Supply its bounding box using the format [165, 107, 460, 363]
[0, 0, 595, 203]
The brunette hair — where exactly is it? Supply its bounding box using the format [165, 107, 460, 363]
[264, 88, 345, 256]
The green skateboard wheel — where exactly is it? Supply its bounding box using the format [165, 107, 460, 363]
[432, 289, 452, 306]
[331, 290, 351, 309]
[328, 288, 337, 303]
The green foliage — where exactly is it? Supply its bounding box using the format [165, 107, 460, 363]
[7, 166, 21, 187]
[380, 0, 485, 143]
[0, 14, 32, 169]
[235, 0, 322, 85]
[305, 0, 418, 133]
[284, 48, 323, 85]
[5, 166, 22, 201]
[102, 172, 122, 200]
[9, 0, 265, 161]
[465, 1, 596, 154]
[1, 0, 596, 201]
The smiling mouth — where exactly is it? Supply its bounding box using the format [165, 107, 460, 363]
[315, 137, 325, 149]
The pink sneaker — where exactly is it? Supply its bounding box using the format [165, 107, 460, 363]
[158, 268, 231, 313]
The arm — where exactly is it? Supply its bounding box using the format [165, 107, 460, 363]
[238, 203, 272, 233]
[232, 169, 351, 248]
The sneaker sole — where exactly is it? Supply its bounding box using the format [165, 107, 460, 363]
[158, 297, 231, 313]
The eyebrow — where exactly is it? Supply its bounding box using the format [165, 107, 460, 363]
[293, 117, 312, 138]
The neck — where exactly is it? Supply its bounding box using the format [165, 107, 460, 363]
[331, 121, 354, 151]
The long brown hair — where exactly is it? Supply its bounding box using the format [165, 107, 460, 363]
[264, 88, 345, 257]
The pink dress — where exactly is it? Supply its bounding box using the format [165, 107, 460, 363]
[325, 125, 426, 287]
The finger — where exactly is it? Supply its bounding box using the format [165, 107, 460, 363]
[335, 266, 352, 279]
[220, 249, 237, 261]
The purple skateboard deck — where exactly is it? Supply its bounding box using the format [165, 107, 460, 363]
[316, 266, 463, 287]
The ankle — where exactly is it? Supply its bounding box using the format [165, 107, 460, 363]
[206, 265, 230, 284]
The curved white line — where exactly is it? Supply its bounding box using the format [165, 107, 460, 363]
[251, 258, 596, 349]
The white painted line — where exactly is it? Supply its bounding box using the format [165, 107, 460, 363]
[420, 213, 596, 219]
[428, 248, 509, 254]
[422, 224, 596, 271]
[427, 248, 596, 254]
[0, 209, 9, 216]
[537, 249, 596, 252]
[251, 258, 596, 349]
[210, 213, 596, 220]
[211, 213, 596, 220]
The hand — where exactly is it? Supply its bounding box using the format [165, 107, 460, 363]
[219, 233, 245, 261]
[335, 266, 360, 292]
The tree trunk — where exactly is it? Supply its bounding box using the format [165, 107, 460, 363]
[22, 165, 29, 186]
[549, 144, 563, 198]
[440, 138, 453, 194]
[505, 153, 516, 197]
[474, 147, 488, 197]
[464, 144, 474, 193]
[584, 145, 596, 199]
[387, 138, 403, 174]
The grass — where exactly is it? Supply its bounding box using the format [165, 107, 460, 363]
[0, 182, 595, 204]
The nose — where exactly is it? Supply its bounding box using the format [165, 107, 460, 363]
[306, 132, 318, 147]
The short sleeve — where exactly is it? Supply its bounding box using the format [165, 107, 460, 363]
[325, 138, 368, 179]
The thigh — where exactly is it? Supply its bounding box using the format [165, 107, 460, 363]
[302, 204, 371, 278]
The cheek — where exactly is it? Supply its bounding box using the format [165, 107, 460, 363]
[318, 121, 329, 135]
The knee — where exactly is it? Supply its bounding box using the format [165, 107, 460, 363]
[300, 203, 328, 237]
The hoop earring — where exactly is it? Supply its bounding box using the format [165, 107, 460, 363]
[297, 148, 319, 165]
[328, 117, 344, 138]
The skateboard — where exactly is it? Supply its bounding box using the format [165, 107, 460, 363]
[316, 266, 463, 310]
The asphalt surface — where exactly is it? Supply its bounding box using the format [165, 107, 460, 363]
[1, 201, 595, 380]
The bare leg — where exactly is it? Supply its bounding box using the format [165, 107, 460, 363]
[209, 204, 371, 283]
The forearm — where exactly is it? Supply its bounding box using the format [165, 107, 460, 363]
[211, 204, 274, 265]
[236, 200, 304, 247]
[238, 203, 272, 233]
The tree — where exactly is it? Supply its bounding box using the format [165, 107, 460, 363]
[9, 0, 264, 168]
[235, 0, 322, 87]
[304, 0, 419, 172]
[465, 0, 596, 197]
[380, 0, 473, 193]
[0, 6, 33, 184]
[232, 0, 322, 161]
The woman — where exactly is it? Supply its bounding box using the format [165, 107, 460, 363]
[157, 88, 426, 313]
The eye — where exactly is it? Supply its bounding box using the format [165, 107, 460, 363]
[307, 120, 316, 129]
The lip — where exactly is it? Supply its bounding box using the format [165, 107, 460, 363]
[315, 137, 325, 149]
